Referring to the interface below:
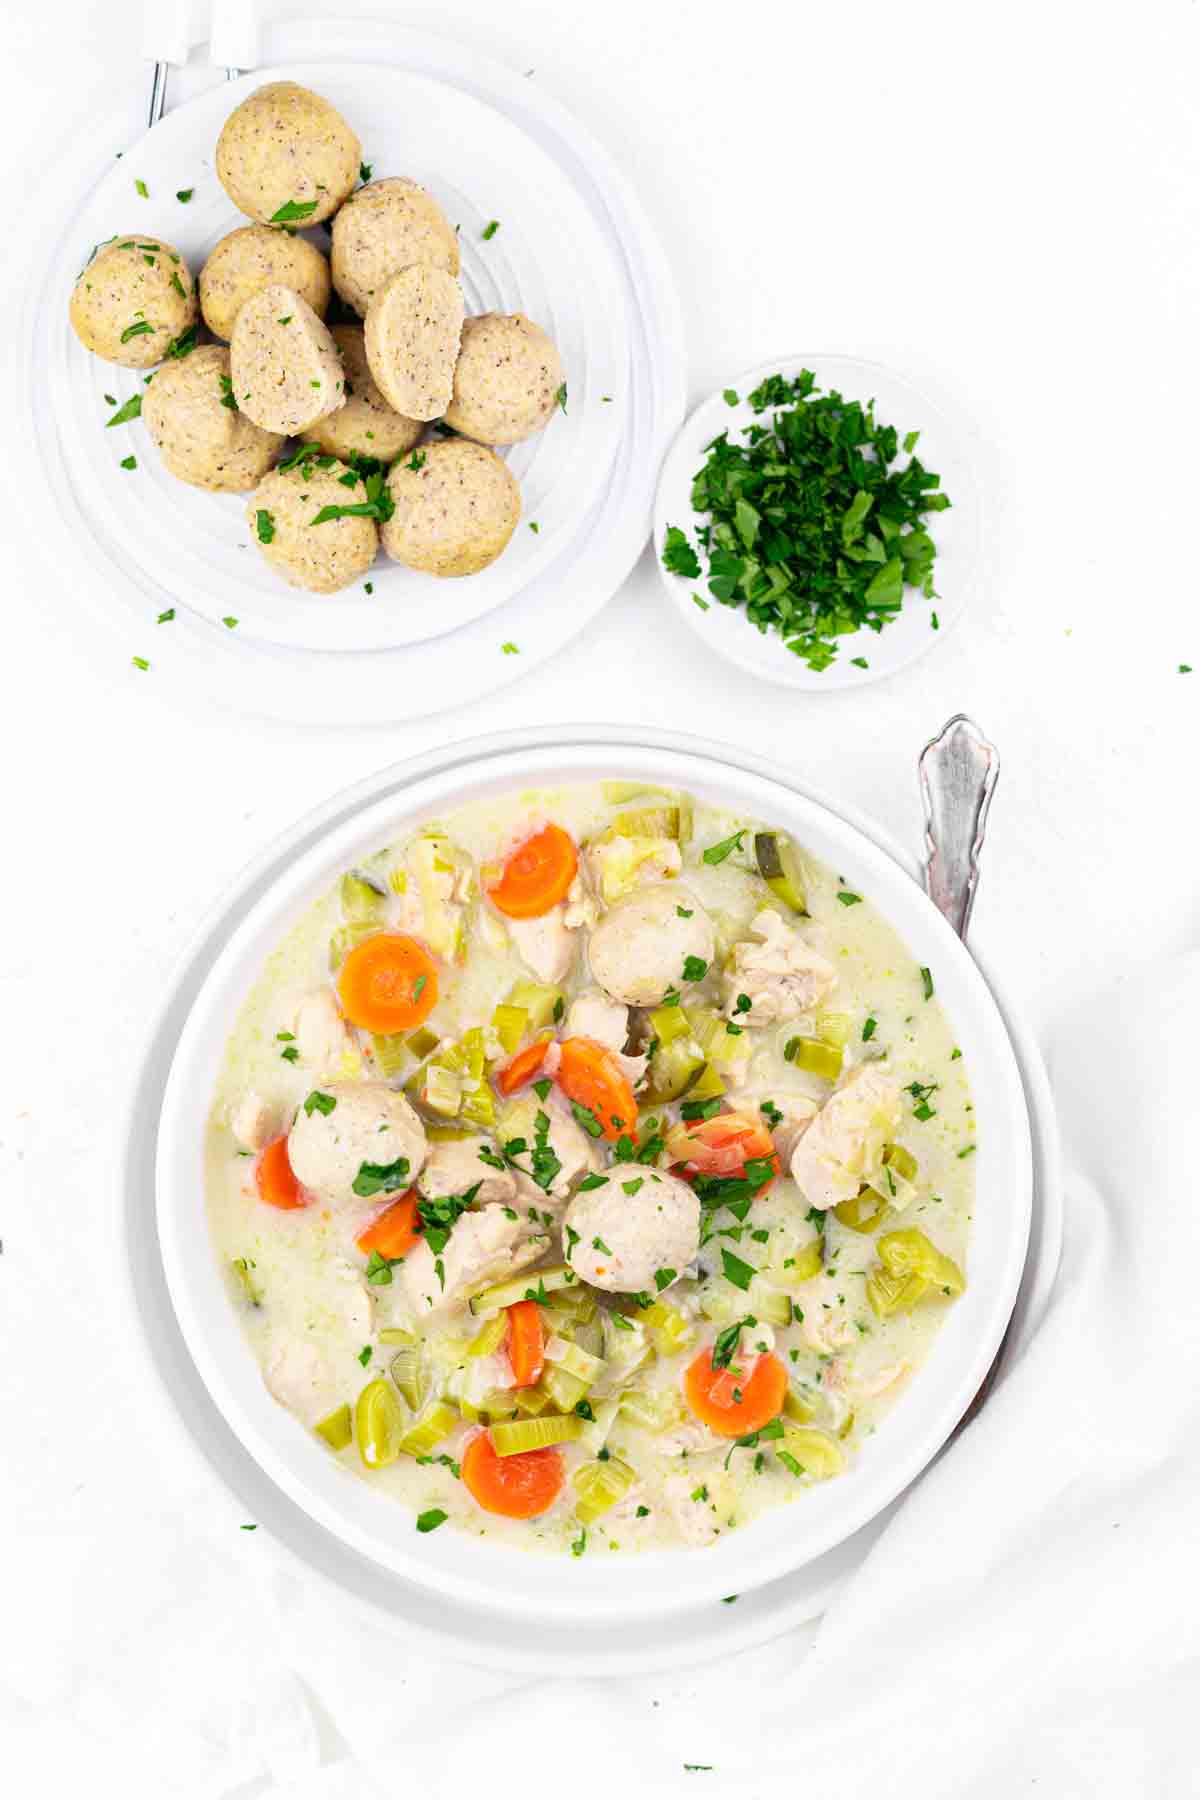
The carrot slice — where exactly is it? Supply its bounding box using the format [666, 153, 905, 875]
[667, 1111, 780, 1188]
[487, 824, 578, 919]
[356, 1190, 422, 1260]
[461, 1430, 564, 1519]
[496, 1036, 551, 1096]
[337, 932, 438, 1034]
[255, 1134, 306, 1210]
[556, 1036, 638, 1143]
[505, 1300, 545, 1388]
[685, 1345, 788, 1438]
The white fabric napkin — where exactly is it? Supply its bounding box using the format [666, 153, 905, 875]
[4, 955, 1197, 1798]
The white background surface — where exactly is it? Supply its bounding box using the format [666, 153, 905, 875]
[3, 1, 1199, 1794]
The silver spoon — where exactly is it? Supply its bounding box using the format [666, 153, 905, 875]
[918, 714, 1004, 1422]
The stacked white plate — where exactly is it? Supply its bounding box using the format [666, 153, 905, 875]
[21, 28, 686, 723]
[121, 723, 1063, 1676]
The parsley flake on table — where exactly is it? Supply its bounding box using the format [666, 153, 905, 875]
[664, 370, 950, 671]
[482, 219, 500, 239]
[135, 178, 149, 197]
[501, 641, 520, 655]
[105, 394, 142, 427]
[359, 162, 372, 183]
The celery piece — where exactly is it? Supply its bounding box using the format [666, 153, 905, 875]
[778, 1425, 845, 1481]
[396, 1400, 458, 1458]
[387, 865, 408, 895]
[649, 1002, 693, 1047]
[469, 1262, 576, 1316]
[378, 1326, 416, 1346]
[686, 1005, 746, 1074]
[513, 1384, 552, 1416]
[573, 1456, 637, 1523]
[389, 1346, 429, 1411]
[641, 1300, 695, 1357]
[467, 1313, 508, 1358]
[425, 1123, 477, 1143]
[491, 1414, 584, 1456]
[406, 1026, 440, 1061]
[545, 1284, 599, 1327]
[600, 1313, 652, 1377]
[328, 922, 378, 970]
[571, 1315, 605, 1358]
[371, 1032, 412, 1078]
[645, 1038, 705, 1105]
[618, 1387, 683, 1432]
[746, 1279, 792, 1329]
[543, 1335, 605, 1383]
[420, 1061, 463, 1117]
[884, 1142, 919, 1183]
[815, 1010, 852, 1049]
[685, 1062, 727, 1103]
[834, 1187, 889, 1233]
[541, 1363, 590, 1411]
[505, 979, 563, 1032]
[457, 1027, 496, 1128]
[596, 805, 681, 842]
[753, 832, 808, 915]
[341, 871, 385, 922]
[410, 834, 466, 960]
[314, 1402, 353, 1451]
[356, 1379, 409, 1469]
[491, 1003, 529, 1058]
[774, 1239, 823, 1286]
[789, 1036, 844, 1082]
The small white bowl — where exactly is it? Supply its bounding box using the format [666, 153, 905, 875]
[156, 736, 1029, 1624]
[654, 354, 981, 690]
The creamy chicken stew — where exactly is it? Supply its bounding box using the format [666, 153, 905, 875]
[207, 784, 974, 1554]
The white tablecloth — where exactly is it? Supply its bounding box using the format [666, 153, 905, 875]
[4, 2, 1199, 1794]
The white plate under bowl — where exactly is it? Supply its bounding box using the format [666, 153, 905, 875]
[53, 63, 623, 653]
[21, 29, 686, 723]
[655, 354, 981, 691]
[154, 734, 1032, 1627]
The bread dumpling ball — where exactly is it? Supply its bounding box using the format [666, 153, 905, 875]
[443, 314, 565, 446]
[307, 325, 423, 464]
[230, 284, 345, 436]
[215, 81, 360, 227]
[248, 459, 378, 594]
[330, 176, 459, 317]
[143, 345, 284, 491]
[364, 265, 464, 423]
[199, 224, 331, 341]
[69, 235, 197, 369]
[381, 439, 520, 578]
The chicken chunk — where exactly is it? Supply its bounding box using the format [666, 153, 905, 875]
[505, 905, 578, 984]
[293, 988, 358, 1074]
[263, 1333, 332, 1423]
[663, 1472, 726, 1547]
[287, 1081, 427, 1205]
[229, 1090, 277, 1153]
[789, 1063, 902, 1210]
[587, 884, 714, 1007]
[800, 1276, 860, 1353]
[563, 1167, 700, 1294]
[565, 989, 630, 1053]
[398, 1205, 548, 1315]
[417, 1133, 517, 1208]
[722, 909, 837, 1027]
[499, 1095, 601, 1208]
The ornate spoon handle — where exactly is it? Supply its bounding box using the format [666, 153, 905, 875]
[919, 715, 1006, 1426]
[919, 714, 1000, 943]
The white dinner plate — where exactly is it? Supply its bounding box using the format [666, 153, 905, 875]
[121, 722, 1061, 1674]
[21, 33, 686, 723]
[654, 354, 981, 691]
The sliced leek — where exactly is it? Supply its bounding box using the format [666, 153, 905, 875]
[340, 872, 385, 922]
[543, 1334, 606, 1384]
[490, 1003, 529, 1057]
[577, 1394, 621, 1454]
[467, 1313, 508, 1358]
[746, 1278, 793, 1329]
[328, 922, 378, 970]
[834, 1187, 889, 1233]
[512, 1383, 552, 1416]
[641, 1299, 695, 1356]
[618, 1387, 683, 1431]
[573, 1456, 637, 1523]
[753, 831, 808, 915]
[355, 1379, 409, 1469]
[541, 1363, 590, 1411]
[778, 1425, 845, 1481]
[505, 979, 563, 1032]
[370, 1032, 412, 1078]
[490, 1414, 583, 1455]
[787, 1036, 843, 1082]
[389, 1346, 429, 1411]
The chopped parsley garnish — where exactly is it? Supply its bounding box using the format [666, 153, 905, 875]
[577, 1173, 606, 1192]
[920, 965, 935, 1000]
[532, 1078, 552, 1101]
[222, 616, 238, 630]
[105, 394, 142, 427]
[836, 890, 863, 906]
[164, 326, 197, 359]
[131, 655, 150, 671]
[677, 905, 694, 918]
[680, 1097, 721, 1122]
[157, 608, 175, 623]
[270, 199, 319, 223]
[702, 828, 746, 865]
[556, 383, 568, 413]
[352, 1157, 411, 1198]
[176, 188, 193, 203]
[482, 219, 500, 239]
[255, 510, 275, 544]
[682, 954, 709, 981]
[760, 1099, 783, 1129]
[416, 1508, 448, 1533]
[622, 1177, 645, 1196]
[672, 369, 950, 671]
[723, 388, 739, 406]
[501, 642, 520, 655]
[862, 1016, 877, 1041]
[218, 374, 238, 411]
[359, 163, 373, 183]
[119, 321, 153, 344]
[280, 1045, 299, 1063]
[119, 455, 137, 471]
[720, 1247, 756, 1291]
[135, 178, 148, 197]
[357, 1345, 372, 1367]
[662, 525, 701, 578]
[303, 1091, 336, 1117]
[570, 1528, 587, 1556]
[592, 1236, 612, 1254]
[654, 1267, 677, 1290]
[906, 1079, 939, 1122]
[411, 974, 427, 1002]
[365, 1249, 400, 1285]
[571, 1101, 604, 1138]
[418, 1185, 480, 1255]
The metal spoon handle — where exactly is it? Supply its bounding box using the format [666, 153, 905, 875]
[919, 714, 1000, 944]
